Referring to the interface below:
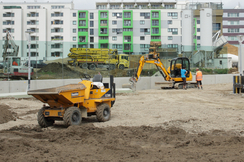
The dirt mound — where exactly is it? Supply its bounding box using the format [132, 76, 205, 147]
[0, 104, 17, 124]
[0, 124, 244, 161]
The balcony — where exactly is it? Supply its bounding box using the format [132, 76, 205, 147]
[124, 39, 131, 42]
[100, 23, 107, 26]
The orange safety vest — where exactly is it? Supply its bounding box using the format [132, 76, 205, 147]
[196, 71, 202, 81]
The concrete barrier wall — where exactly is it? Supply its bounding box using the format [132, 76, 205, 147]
[0, 74, 236, 93]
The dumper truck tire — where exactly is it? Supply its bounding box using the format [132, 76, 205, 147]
[119, 64, 124, 70]
[37, 107, 54, 128]
[80, 63, 88, 69]
[96, 103, 111, 122]
[63, 107, 82, 127]
[89, 64, 96, 70]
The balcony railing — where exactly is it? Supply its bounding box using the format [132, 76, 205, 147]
[100, 32, 107, 34]
[124, 23, 131, 26]
[100, 16, 108, 18]
[144, 32, 150, 35]
[144, 16, 150, 19]
[100, 23, 107, 26]
[124, 39, 131, 42]
[152, 23, 159, 26]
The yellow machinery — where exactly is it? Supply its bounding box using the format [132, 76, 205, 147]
[129, 41, 196, 89]
[67, 48, 130, 70]
[28, 74, 115, 127]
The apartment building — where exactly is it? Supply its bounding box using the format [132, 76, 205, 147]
[0, 2, 76, 61]
[223, 9, 244, 46]
[0, 1, 223, 62]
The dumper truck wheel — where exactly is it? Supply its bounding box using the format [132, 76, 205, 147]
[63, 107, 82, 127]
[81, 63, 88, 69]
[96, 103, 111, 122]
[119, 64, 124, 70]
[37, 107, 54, 128]
[89, 64, 96, 70]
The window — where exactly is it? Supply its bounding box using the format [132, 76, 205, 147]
[51, 52, 62, 57]
[124, 44, 131, 50]
[27, 52, 39, 57]
[167, 44, 178, 48]
[3, 21, 14, 25]
[124, 36, 131, 42]
[100, 28, 107, 34]
[168, 36, 173, 40]
[228, 21, 239, 25]
[100, 20, 107, 26]
[227, 36, 237, 41]
[140, 12, 150, 19]
[27, 5, 40, 9]
[112, 28, 123, 34]
[152, 20, 159, 26]
[197, 36, 200, 40]
[51, 5, 64, 9]
[112, 36, 117, 41]
[197, 20, 200, 24]
[197, 28, 200, 32]
[73, 13, 76, 17]
[168, 28, 178, 34]
[112, 12, 122, 18]
[112, 21, 117, 25]
[90, 29, 94, 35]
[73, 37, 76, 41]
[79, 12, 86, 18]
[90, 21, 94, 27]
[78, 29, 88, 32]
[213, 23, 221, 30]
[140, 36, 145, 40]
[90, 44, 94, 48]
[79, 20, 86, 26]
[197, 44, 200, 49]
[228, 28, 239, 33]
[168, 12, 178, 18]
[51, 28, 63, 33]
[90, 37, 94, 42]
[220, 60, 222, 65]
[140, 20, 145, 25]
[51, 20, 62, 25]
[79, 36, 86, 42]
[165, 5, 174, 9]
[73, 29, 76, 33]
[124, 12, 131, 18]
[152, 28, 159, 34]
[73, 44, 76, 48]
[152, 12, 159, 18]
[124, 20, 131, 26]
[151, 36, 160, 39]
[168, 20, 172, 24]
[228, 13, 239, 17]
[123, 28, 133, 31]
[90, 13, 94, 19]
[112, 44, 122, 49]
[140, 44, 150, 48]
[100, 12, 107, 18]
[51, 13, 63, 17]
[73, 21, 76, 25]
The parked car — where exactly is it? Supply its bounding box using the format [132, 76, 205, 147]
[24, 60, 47, 68]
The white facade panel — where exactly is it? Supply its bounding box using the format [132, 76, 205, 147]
[200, 8, 213, 51]
[182, 10, 193, 52]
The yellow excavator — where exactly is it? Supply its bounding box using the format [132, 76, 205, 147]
[128, 41, 196, 89]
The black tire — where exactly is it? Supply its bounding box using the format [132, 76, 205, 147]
[81, 63, 88, 69]
[96, 103, 111, 122]
[119, 64, 124, 70]
[63, 107, 82, 127]
[89, 64, 96, 70]
[109, 64, 115, 70]
[37, 107, 54, 128]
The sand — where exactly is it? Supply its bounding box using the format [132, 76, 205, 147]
[0, 83, 244, 161]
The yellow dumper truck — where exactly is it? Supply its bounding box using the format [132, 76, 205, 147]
[67, 48, 130, 70]
[28, 74, 115, 127]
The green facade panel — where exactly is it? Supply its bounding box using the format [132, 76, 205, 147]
[98, 10, 109, 48]
[123, 10, 133, 53]
[123, 31, 133, 53]
[78, 10, 88, 46]
[151, 10, 161, 40]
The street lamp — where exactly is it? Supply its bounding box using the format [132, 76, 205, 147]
[25, 29, 34, 90]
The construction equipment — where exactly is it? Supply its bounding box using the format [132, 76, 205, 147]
[28, 74, 116, 127]
[1, 31, 33, 80]
[127, 41, 196, 89]
[67, 48, 130, 70]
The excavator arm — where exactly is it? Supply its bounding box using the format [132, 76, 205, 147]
[130, 55, 172, 86]
[2, 31, 19, 61]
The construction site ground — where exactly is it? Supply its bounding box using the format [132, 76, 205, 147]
[0, 83, 244, 161]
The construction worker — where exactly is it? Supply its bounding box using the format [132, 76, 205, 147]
[196, 68, 203, 89]
[181, 66, 188, 90]
[12, 60, 18, 66]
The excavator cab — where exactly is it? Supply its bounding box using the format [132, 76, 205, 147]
[170, 57, 190, 78]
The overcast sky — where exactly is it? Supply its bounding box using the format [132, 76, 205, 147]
[1, 0, 243, 9]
